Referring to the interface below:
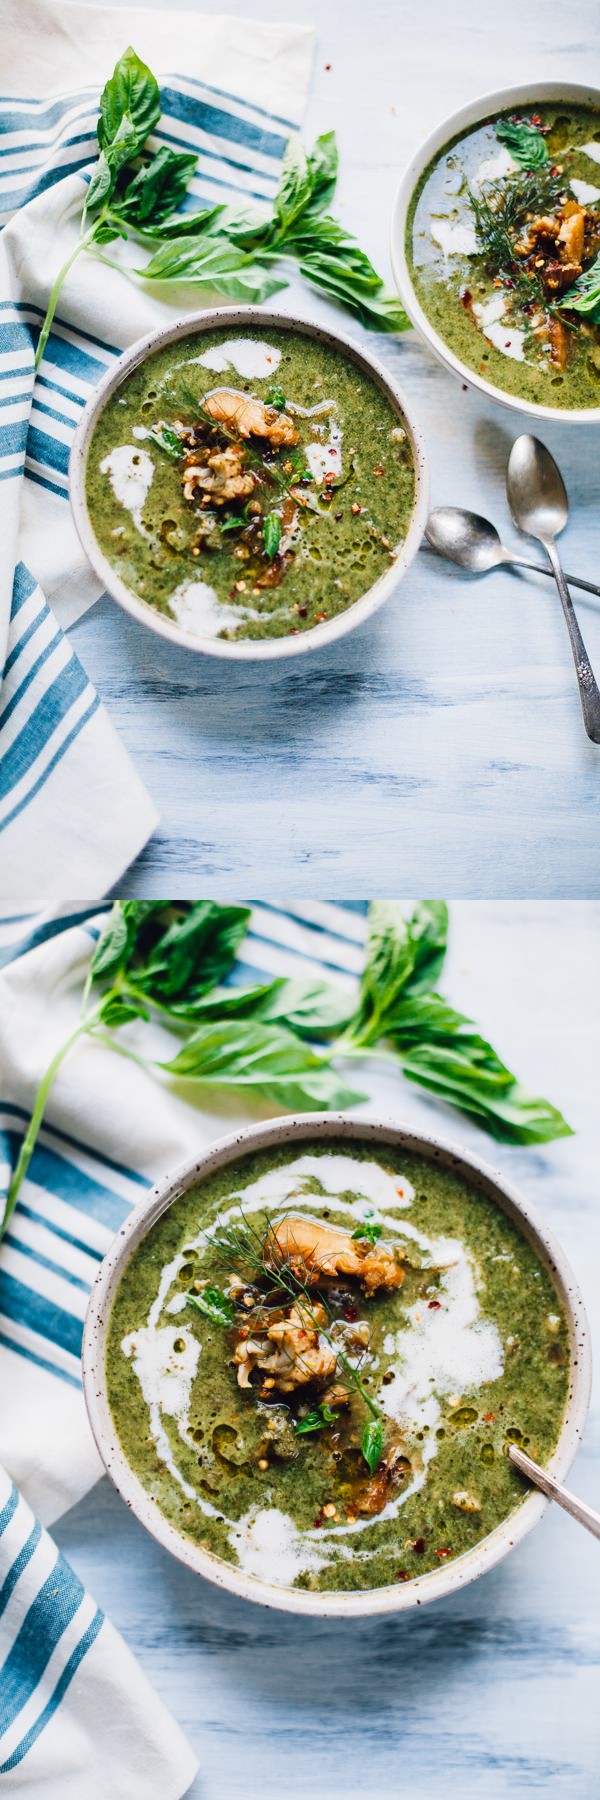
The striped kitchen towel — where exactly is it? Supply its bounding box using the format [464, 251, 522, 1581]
[0, 0, 314, 907]
[0, 900, 366, 1789]
[0, 1471, 198, 1795]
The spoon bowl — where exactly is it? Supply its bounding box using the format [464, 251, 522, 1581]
[426, 508, 506, 573]
[507, 435, 569, 541]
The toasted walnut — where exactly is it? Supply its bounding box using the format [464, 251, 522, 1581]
[268, 1215, 405, 1296]
[204, 388, 299, 446]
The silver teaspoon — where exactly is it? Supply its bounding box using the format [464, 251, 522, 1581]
[509, 1445, 600, 1542]
[425, 506, 600, 599]
[507, 435, 600, 744]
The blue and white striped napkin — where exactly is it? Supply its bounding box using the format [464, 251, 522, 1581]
[0, 1, 314, 907]
[0, 901, 367, 1788]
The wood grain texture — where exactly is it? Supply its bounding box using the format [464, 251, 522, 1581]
[54, 903, 600, 1798]
[69, 0, 600, 896]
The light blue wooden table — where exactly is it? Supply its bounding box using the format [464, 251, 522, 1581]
[70, 0, 600, 899]
[54, 902, 600, 1798]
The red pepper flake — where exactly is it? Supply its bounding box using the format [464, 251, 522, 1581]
[531, 113, 542, 125]
[485, 1412, 495, 1422]
[298, 606, 308, 618]
[315, 611, 327, 623]
[314, 1516, 323, 1528]
[428, 1300, 442, 1311]
[324, 62, 332, 70]
[334, 511, 343, 521]
[373, 464, 385, 477]
[344, 1304, 358, 1322]
[395, 1570, 409, 1581]
[351, 502, 362, 515]
[413, 1537, 426, 1555]
[435, 1547, 451, 1558]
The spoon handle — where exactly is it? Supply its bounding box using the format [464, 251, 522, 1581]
[545, 540, 600, 743]
[510, 553, 600, 600]
[509, 1445, 600, 1541]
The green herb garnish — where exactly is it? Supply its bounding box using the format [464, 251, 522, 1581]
[295, 1404, 339, 1435]
[351, 1221, 383, 1245]
[558, 250, 600, 322]
[263, 514, 282, 560]
[186, 1285, 235, 1325]
[149, 424, 184, 460]
[496, 117, 549, 169]
[361, 1418, 383, 1473]
[267, 385, 287, 410]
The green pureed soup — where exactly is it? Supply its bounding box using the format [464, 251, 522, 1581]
[407, 101, 600, 409]
[85, 328, 415, 642]
[106, 1142, 569, 1594]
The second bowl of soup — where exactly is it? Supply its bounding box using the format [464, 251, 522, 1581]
[70, 309, 428, 658]
[392, 82, 600, 419]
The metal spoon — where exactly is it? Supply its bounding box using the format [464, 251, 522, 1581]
[509, 1445, 600, 1542]
[507, 435, 600, 744]
[425, 506, 600, 600]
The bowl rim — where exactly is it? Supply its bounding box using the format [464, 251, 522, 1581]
[390, 79, 600, 424]
[82, 1110, 592, 1619]
[68, 304, 429, 661]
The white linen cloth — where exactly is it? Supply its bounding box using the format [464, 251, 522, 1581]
[0, 901, 364, 1792]
[0, 0, 314, 906]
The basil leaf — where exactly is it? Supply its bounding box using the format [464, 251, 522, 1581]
[306, 131, 339, 216]
[160, 1019, 366, 1110]
[399, 1039, 572, 1145]
[295, 1404, 339, 1435]
[298, 250, 409, 332]
[558, 249, 600, 322]
[496, 117, 549, 169]
[140, 233, 286, 303]
[89, 901, 131, 982]
[98, 45, 160, 154]
[85, 151, 114, 215]
[119, 146, 198, 226]
[263, 513, 281, 560]
[404, 901, 449, 995]
[164, 976, 354, 1038]
[132, 902, 251, 1006]
[141, 203, 224, 241]
[351, 1221, 382, 1245]
[274, 135, 312, 233]
[187, 1286, 235, 1326]
[99, 992, 148, 1028]
[361, 1419, 383, 1473]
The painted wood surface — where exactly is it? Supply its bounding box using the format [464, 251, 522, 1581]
[70, 0, 600, 897]
[54, 903, 600, 1798]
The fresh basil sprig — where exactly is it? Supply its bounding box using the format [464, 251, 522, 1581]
[35, 46, 408, 369]
[495, 118, 549, 169]
[2, 899, 572, 1244]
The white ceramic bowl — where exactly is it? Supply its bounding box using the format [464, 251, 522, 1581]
[69, 307, 429, 661]
[391, 81, 600, 423]
[82, 1113, 591, 1618]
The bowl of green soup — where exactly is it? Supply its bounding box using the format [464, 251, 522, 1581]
[392, 82, 600, 420]
[82, 1114, 590, 1616]
[69, 309, 428, 657]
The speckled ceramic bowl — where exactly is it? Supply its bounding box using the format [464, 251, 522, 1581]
[69, 307, 429, 661]
[82, 1113, 591, 1617]
[391, 80, 600, 423]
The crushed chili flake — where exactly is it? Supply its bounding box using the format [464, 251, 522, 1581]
[351, 502, 362, 515]
[485, 1412, 495, 1422]
[373, 464, 385, 476]
[428, 1300, 442, 1311]
[344, 1304, 358, 1321]
[395, 1570, 409, 1581]
[435, 1548, 451, 1558]
[413, 1537, 426, 1555]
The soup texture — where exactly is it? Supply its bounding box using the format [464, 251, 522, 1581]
[106, 1142, 569, 1594]
[85, 328, 415, 642]
[407, 102, 600, 408]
